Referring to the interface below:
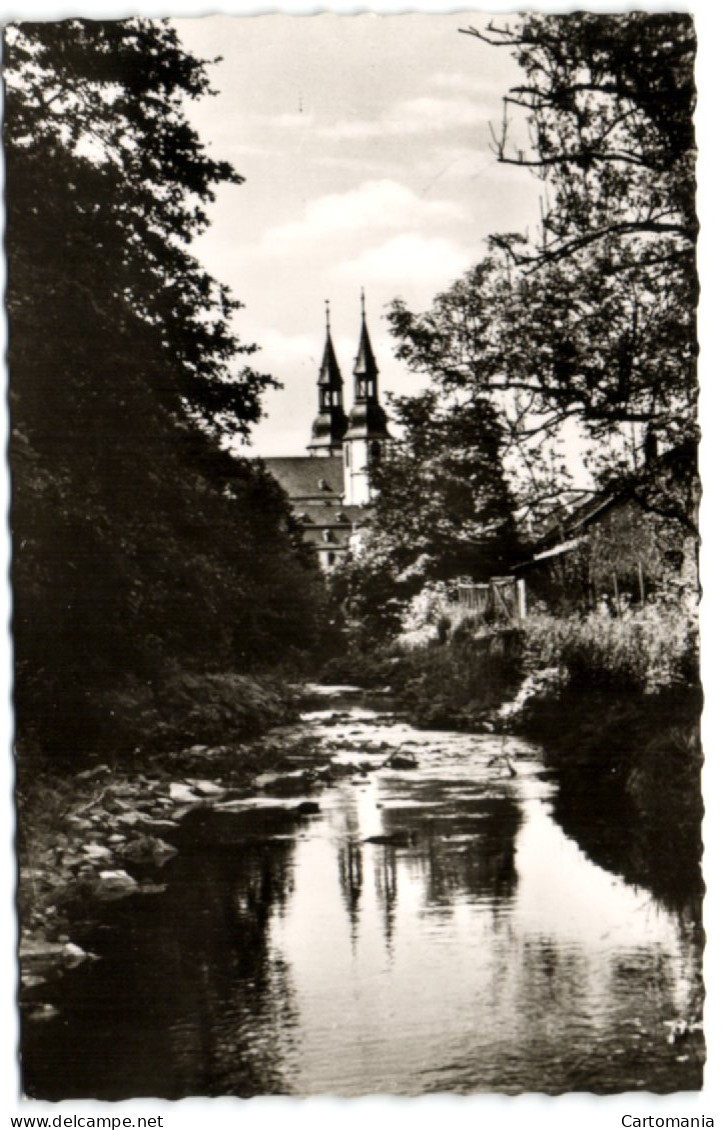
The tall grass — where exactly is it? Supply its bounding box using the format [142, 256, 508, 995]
[522, 605, 699, 693]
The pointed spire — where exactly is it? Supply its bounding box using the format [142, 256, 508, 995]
[308, 300, 348, 454]
[318, 301, 343, 389]
[353, 288, 379, 384]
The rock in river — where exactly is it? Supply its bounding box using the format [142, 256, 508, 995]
[385, 753, 419, 770]
[93, 870, 138, 900]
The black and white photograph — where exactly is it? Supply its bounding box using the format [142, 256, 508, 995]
[5, 2, 718, 1111]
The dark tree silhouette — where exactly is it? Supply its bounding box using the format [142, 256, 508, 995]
[6, 20, 330, 759]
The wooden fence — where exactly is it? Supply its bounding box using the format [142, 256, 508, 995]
[457, 576, 527, 622]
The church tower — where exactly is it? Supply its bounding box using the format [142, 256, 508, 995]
[307, 302, 348, 457]
[343, 292, 390, 505]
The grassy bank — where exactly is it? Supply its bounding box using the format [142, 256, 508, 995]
[19, 668, 301, 771]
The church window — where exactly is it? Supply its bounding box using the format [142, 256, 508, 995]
[344, 446, 350, 467]
[327, 552, 335, 567]
[370, 440, 382, 465]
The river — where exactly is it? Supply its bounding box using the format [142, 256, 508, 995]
[21, 694, 704, 1097]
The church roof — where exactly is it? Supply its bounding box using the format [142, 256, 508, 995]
[262, 456, 344, 500]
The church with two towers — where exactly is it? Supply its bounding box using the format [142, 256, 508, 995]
[262, 297, 390, 570]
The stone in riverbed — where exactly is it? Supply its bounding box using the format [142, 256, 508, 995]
[115, 811, 144, 828]
[385, 753, 419, 770]
[24, 1003, 60, 1021]
[75, 764, 111, 781]
[93, 869, 138, 899]
[62, 942, 97, 967]
[168, 782, 200, 804]
[143, 819, 178, 834]
[296, 801, 321, 816]
[120, 836, 178, 867]
[365, 831, 416, 847]
[137, 881, 167, 895]
[185, 779, 226, 797]
[262, 772, 317, 797]
[81, 843, 113, 862]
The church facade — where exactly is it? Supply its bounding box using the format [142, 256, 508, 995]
[262, 299, 390, 570]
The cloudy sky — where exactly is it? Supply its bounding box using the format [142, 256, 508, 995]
[174, 14, 541, 455]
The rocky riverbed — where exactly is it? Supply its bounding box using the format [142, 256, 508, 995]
[17, 688, 408, 1009]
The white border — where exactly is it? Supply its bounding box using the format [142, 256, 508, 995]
[2, 6, 722, 1130]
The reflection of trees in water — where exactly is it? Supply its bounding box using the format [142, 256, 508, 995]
[373, 845, 397, 952]
[379, 794, 521, 915]
[383, 791, 519, 913]
[550, 775, 704, 1067]
[336, 791, 365, 951]
[330, 789, 521, 954]
[23, 825, 299, 1100]
[551, 773, 702, 918]
[338, 841, 364, 949]
[519, 936, 587, 1017]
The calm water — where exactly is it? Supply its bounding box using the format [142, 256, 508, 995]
[22, 702, 703, 1097]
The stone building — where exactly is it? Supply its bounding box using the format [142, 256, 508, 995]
[262, 298, 390, 570]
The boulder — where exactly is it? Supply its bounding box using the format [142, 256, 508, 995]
[93, 869, 138, 899]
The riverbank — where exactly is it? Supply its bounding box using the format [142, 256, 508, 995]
[17, 704, 329, 1000]
[320, 605, 703, 911]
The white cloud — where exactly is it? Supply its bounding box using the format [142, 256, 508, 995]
[431, 70, 503, 99]
[337, 232, 475, 290]
[260, 179, 465, 252]
[319, 95, 490, 141]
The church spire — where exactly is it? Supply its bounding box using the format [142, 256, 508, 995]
[318, 300, 343, 390]
[353, 288, 379, 397]
[343, 291, 390, 505]
[307, 301, 348, 456]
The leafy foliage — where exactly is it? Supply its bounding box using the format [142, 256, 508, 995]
[330, 389, 520, 640]
[369, 390, 519, 579]
[388, 14, 698, 524]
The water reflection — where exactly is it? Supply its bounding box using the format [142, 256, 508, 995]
[22, 712, 704, 1098]
[338, 841, 364, 948]
[23, 828, 300, 1098]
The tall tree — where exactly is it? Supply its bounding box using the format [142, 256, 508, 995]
[388, 13, 697, 526]
[368, 389, 519, 582]
[332, 389, 519, 640]
[6, 20, 329, 758]
[465, 12, 698, 459]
